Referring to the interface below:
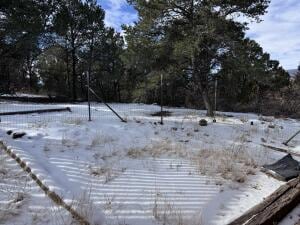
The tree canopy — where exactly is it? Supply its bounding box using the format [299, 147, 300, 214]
[0, 0, 293, 116]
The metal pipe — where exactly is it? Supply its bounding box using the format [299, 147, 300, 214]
[87, 86, 127, 123]
[87, 72, 91, 121]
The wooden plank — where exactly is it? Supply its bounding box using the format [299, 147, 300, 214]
[228, 177, 300, 225]
[0, 107, 71, 116]
[247, 185, 300, 225]
[261, 144, 300, 158]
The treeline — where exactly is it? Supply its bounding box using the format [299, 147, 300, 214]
[0, 0, 124, 102]
[0, 0, 299, 117]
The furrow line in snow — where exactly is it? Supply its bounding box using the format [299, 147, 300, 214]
[0, 140, 91, 225]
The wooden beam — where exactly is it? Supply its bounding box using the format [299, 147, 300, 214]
[0, 107, 71, 116]
[261, 144, 300, 157]
[228, 176, 300, 225]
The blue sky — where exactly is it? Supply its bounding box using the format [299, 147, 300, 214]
[98, 0, 300, 70]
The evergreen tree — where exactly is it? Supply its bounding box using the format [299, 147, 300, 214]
[125, 0, 271, 116]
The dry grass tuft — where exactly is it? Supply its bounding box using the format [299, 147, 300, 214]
[61, 132, 79, 147]
[193, 144, 257, 183]
[153, 192, 203, 225]
[90, 132, 116, 148]
[127, 140, 187, 159]
[0, 153, 29, 223]
[258, 116, 274, 123]
[72, 189, 105, 225]
[63, 118, 84, 125]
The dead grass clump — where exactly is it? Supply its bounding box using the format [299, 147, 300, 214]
[127, 147, 147, 159]
[63, 118, 84, 125]
[240, 117, 248, 123]
[127, 140, 186, 159]
[72, 189, 105, 225]
[0, 153, 29, 223]
[0, 156, 8, 175]
[27, 121, 49, 128]
[0, 193, 28, 223]
[90, 132, 116, 147]
[153, 192, 203, 225]
[89, 165, 120, 184]
[61, 133, 79, 147]
[258, 116, 274, 123]
[194, 145, 257, 183]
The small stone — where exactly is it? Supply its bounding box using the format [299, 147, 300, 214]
[199, 119, 208, 126]
[268, 124, 275, 129]
[6, 130, 13, 135]
[12, 132, 26, 139]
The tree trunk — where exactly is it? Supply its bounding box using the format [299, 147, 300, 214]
[66, 50, 71, 97]
[71, 47, 77, 101]
[191, 53, 214, 117]
[202, 89, 214, 117]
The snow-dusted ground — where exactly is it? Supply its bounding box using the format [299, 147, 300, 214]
[0, 102, 299, 225]
[280, 204, 300, 225]
[0, 149, 71, 225]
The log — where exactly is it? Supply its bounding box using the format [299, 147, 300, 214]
[0, 107, 71, 116]
[261, 144, 300, 157]
[228, 176, 300, 225]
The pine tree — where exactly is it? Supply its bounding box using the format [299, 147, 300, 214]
[125, 0, 271, 116]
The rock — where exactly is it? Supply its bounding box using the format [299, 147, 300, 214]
[12, 132, 26, 139]
[250, 121, 254, 125]
[199, 119, 208, 126]
[268, 124, 275, 129]
[6, 130, 13, 135]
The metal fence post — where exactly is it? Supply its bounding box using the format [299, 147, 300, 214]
[160, 73, 164, 125]
[87, 72, 92, 121]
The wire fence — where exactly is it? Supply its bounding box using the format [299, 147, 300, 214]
[0, 94, 170, 127]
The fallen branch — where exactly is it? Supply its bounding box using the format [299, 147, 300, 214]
[0, 107, 71, 116]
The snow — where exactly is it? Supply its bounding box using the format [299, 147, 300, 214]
[279, 204, 300, 225]
[0, 149, 72, 225]
[0, 102, 299, 225]
[0, 92, 48, 98]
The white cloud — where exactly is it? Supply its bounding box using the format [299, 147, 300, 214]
[247, 0, 300, 69]
[100, 0, 137, 30]
[100, 0, 300, 69]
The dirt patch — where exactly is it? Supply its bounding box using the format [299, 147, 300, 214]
[151, 111, 172, 117]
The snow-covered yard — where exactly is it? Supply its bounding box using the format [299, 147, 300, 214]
[0, 102, 299, 225]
